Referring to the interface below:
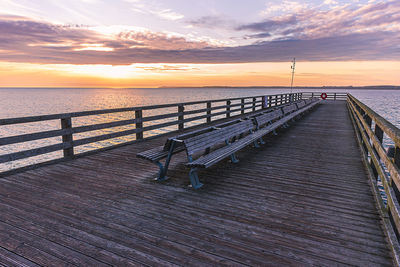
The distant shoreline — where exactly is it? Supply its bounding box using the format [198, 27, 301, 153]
[158, 86, 400, 90]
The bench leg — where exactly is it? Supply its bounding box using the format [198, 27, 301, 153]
[259, 137, 265, 145]
[253, 140, 260, 148]
[188, 168, 203, 189]
[273, 130, 277, 135]
[155, 142, 176, 181]
[155, 161, 168, 181]
[230, 153, 239, 163]
[223, 139, 239, 163]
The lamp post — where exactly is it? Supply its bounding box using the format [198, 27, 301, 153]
[290, 57, 296, 101]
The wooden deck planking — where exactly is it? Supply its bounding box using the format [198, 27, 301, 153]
[0, 101, 394, 266]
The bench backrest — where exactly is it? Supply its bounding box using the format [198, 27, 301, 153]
[295, 100, 307, 109]
[282, 103, 297, 115]
[164, 118, 244, 151]
[183, 119, 254, 156]
[164, 126, 214, 151]
[305, 98, 314, 105]
[255, 109, 282, 128]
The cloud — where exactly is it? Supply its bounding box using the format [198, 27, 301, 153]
[127, 1, 184, 21]
[117, 31, 211, 50]
[0, 12, 399, 65]
[236, 15, 297, 32]
[135, 64, 200, 72]
[187, 15, 237, 30]
[261, 1, 309, 16]
[151, 9, 184, 20]
[323, 0, 338, 5]
[238, 0, 400, 41]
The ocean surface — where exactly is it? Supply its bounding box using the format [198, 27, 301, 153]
[0, 87, 399, 172]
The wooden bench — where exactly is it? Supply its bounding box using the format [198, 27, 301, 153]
[138, 97, 321, 188]
[136, 119, 243, 180]
[250, 99, 320, 147]
[184, 102, 318, 189]
[182, 119, 255, 189]
[282, 103, 298, 115]
[295, 100, 307, 109]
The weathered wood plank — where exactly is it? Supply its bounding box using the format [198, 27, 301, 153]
[0, 101, 394, 266]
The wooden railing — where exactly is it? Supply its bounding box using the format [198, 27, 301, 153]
[302, 92, 347, 100]
[0, 92, 303, 174]
[347, 94, 400, 264]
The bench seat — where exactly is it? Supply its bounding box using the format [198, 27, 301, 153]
[137, 145, 185, 162]
[187, 110, 297, 169]
[186, 132, 257, 168]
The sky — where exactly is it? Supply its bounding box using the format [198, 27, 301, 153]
[0, 0, 399, 87]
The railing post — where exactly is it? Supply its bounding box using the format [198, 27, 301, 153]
[135, 110, 143, 140]
[241, 99, 245, 114]
[334, 93, 337, 101]
[226, 100, 231, 118]
[61, 117, 74, 158]
[252, 97, 256, 111]
[375, 125, 384, 143]
[178, 104, 184, 130]
[372, 124, 384, 178]
[207, 102, 211, 123]
[365, 115, 372, 129]
[268, 96, 272, 108]
[311, 92, 314, 98]
[274, 95, 278, 106]
[395, 146, 400, 169]
[363, 114, 379, 178]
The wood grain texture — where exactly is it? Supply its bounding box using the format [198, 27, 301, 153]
[0, 101, 393, 266]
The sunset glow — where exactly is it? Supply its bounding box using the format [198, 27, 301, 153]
[0, 0, 399, 87]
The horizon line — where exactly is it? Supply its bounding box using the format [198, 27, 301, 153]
[0, 85, 399, 90]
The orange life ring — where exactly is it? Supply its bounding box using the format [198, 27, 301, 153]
[321, 93, 327, 100]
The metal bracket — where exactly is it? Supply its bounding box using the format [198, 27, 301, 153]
[230, 153, 239, 163]
[188, 168, 203, 189]
[155, 161, 168, 181]
[154, 141, 176, 181]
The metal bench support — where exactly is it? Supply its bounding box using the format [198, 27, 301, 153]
[155, 141, 176, 181]
[230, 153, 239, 163]
[188, 168, 203, 189]
[225, 140, 240, 163]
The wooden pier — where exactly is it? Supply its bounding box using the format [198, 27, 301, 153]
[1, 93, 400, 266]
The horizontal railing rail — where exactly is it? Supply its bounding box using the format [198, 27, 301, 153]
[347, 94, 400, 265]
[0, 92, 305, 174]
[302, 92, 347, 100]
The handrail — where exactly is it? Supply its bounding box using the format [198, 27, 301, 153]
[302, 92, 347, 100]
[347, 93, 400, 264]
[0, 92, 304, 174]
[0, 93, 287, 125]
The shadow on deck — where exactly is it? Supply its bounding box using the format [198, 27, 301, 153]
[0, 101, 394, 266]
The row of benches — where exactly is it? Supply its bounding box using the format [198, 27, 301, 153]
[137, 97, 320, 189]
